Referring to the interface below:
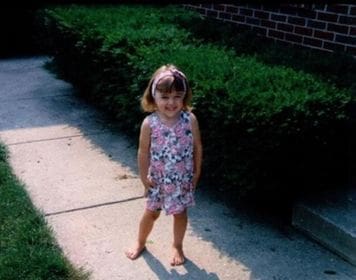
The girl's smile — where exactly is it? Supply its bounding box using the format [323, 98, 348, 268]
[155, 90, 185, 124]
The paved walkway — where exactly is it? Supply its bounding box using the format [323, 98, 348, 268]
[1, 56, 356, 280]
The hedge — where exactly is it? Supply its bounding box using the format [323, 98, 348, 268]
[35, 4, 353, 203]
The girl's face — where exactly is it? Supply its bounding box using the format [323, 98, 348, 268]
[154, 90, 185, 120]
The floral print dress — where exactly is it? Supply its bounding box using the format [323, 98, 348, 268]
[146, 111, 195, 215]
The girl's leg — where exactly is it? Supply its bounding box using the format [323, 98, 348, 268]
[171, 209, 188, 266]
[125, 209, 160, 260]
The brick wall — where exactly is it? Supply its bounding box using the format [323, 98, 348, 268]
[183, 4, 356, 56]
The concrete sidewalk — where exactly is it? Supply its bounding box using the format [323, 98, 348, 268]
[1, 56, 356, 280]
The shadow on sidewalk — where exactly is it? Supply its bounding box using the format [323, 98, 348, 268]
[142, 250, 219, 280]
[186, 189, 356, 279]
[0, 56, 139, 174]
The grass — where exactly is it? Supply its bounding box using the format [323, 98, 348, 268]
[0, 144, 90, 280]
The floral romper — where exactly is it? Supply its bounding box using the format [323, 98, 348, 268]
[146, 111, 195, 215]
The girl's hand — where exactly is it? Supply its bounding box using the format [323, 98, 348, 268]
[143, 187, 150, 198]
[143, 177, 154, 197]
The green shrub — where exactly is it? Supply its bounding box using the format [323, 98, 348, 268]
[36, 4, 352, 203]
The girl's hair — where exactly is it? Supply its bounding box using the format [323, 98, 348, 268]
[141, 64, 192, 112]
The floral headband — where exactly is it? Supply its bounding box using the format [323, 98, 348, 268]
[151, 69, 187, 98]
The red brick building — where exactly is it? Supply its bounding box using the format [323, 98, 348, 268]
[184, 4, 355, 56]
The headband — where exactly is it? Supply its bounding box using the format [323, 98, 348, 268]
[151, 69, 187, 98]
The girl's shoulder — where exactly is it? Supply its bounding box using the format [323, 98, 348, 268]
[141, 115, 151, 130]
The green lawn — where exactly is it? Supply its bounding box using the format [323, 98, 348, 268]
[0, 144, 89, 280]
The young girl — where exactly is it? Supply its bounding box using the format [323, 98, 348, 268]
[125, 64, 203, 266]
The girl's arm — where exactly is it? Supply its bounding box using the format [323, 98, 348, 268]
[137, 117, 152, 195]
[190, 112, 203, 188]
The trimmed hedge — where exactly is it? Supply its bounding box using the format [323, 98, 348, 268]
[36, 4, 352, 202]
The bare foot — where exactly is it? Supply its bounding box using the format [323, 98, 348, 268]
[170, 246, 186, 266]
[125, 244, 146, 260]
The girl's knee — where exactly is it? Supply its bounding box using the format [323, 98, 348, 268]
[173, 209, 187, 220]
[144, 209, 161, 221]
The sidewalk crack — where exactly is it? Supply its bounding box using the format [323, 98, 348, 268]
[45, 196, 144, 217]
[7, 130, 110, 146]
